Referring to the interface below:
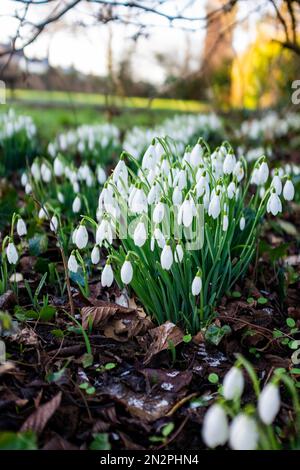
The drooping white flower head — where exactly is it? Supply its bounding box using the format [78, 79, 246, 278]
[31, 161, 41, 181]
[121, 259, 133, 284]
[258, 161, 269, 185]
[267, 192, 282, 216]
[6, 242, 18, 265]
[54, 157, 64, 177]
[38, 207, 48, 220]
[190, 142, 203, 168]
[227, 181, 236, 200]
[96, 219, 113, 246]
[160, 244, 173, 270]
[75, 225, 88, 249]
[178, 198, 194, 227]
[239, 216, 245, 231]
[133, 221, 147, 247]
[174, 244, 184, 263]
[50, 215, 58, 233]
[68, 254, 78, 273]
[208, 192, 221, 219]
[192, 272, 202, 296]
[223, 152, 236, 175]
[223, 366, 244, 400]
[229, 414, 258, 450]
[222, 213, 229, 232]
[283, 179, 295, 201]
[91, 245, 100, 265]
[41, 162, 52, 183]
[101, 262, 114, 287]
[271, 174, 282, 195]
[17, 218, 27, 237]
[72, 195, 81, 214]
[172, 186, 183, 205]
[202, 404, 229, 448]
[153, 201, 165, 224]
[258, 383, 280, 425]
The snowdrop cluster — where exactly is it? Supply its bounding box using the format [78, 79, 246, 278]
[202, 362, 287, 450]
[47, 123, 120, 163]
[238, 111, 300, 143]
[74, 136, 294, 332]
[123, 113, 223, 159]
[0, 109, 37, 172]
[20, 156, 107, 219]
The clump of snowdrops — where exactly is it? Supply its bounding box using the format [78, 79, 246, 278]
[21, 155, 106, 221]
[202, 355, 300, 450]
[0, 109, 38, 174]
[73, 137, 294, 333]
[123, 113, 223, 159]
[47, 122, 121, 165]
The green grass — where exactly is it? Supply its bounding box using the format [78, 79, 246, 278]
[8, 88, 206, 113]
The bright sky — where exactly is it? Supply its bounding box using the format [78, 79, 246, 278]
[0, 0, 267, 84]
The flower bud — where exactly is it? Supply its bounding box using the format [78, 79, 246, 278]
[258, 383, 280, 425]
[75, 225, 88, 249]
[6, 242, 18, 265]
[121, 260, 133, 284]
[229, 414, 258, 450]
[91, 245, 100, 265]
[192, 273, 202, 296]
[223, 366, 244, 400]
[17, 218, 27, 237]
[68, 254, 78, 273]
[202, 404, 229, 448]
[161, 244, 173, 270]
[101, 263, 114, 287]
[283, 179, 295, 201]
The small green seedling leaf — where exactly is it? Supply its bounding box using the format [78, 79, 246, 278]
[183, 334, 192, 343]
[208, 373, 219, 384]
[286, 318, 296, 328]
[90, 433, 111, 451]
[257, 297, 268, 305]
[161, 422, 175, 438]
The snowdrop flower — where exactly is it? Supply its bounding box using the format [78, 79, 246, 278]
[154, 228, 165, 248]
[223, 366, 244, 400]
[17, 218, 27, 237]
[174, 244, 183, 263]
[25, 183, 32, 195]
[101, 262, 114, 287]
[153, 201, 165, 224]
[97, 166, 106, 185]
[258, 383, 280, 425]
[50, 215, 58, 233]
[172, 186, 183, 205]
[68, 254, 78, 273]
[130, 188, 148, 214]
[57, 192, 65, 204]
[190, 142, 203, 168]
[148, 184, 159, 205]
[239, 216, 245, 231]
[227, 181, 236, 199]
[41, 163, 52, 183]
[267, 191, 282, 216]
[222, 213, 229, 232]
[54, 157, 64, 177]
[233, 161, 244, 182]
[229, 414, 258, 450]
[271, 174, 282, 195]
[142, 143, 156, 170]
[283, 179, 295, 201]
[121, 259, 133, 284]
[91, 245, 100, 265]
[72, 196, 81, 214]
[21, 173, 28, 187]
[192, 272, 202, 296]
[258, 161, 269, 185]
[113, 158, 128, 185]
[202, 404, 229, 448]
[38, 207, 48, 220]
[6, 242, 18, 265]
[31, 161, 40, 181]
[96, 219, 113, 246]
[223, 152, 236, 175]
[75, 225, 88, 249]
[208, 192, 221, 219]
[160, 244, 173, 270]
[133, 222, 147, 247]
[178, 199, 194, 227]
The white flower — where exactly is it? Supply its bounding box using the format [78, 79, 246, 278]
[192, 274, 202, 296]
[91, 245, 100, 264]
[101, 263, 114, 287]
[178, 199, 194, 227]
[38, 207, 48, 220]
[21, 173, 28, 187]
[161, 245, 173, 270]
[227, 181, 236, 199]
[50, 215, 58, 233]
[267, 192, 282, 216]
[25, 183, 32, 195]
[223, 366, 244, 400]
[75, 225, 88, 249]
[175, 244, 183, 263]
[6, 242, 18, 265]
[54, 157, 64, 177]
[271, 175, 282, 195]
[72, 196, 81, 213]
[239, 216, 245, 231]
[258, 383, 280, 425]
[148, 184, 159, 205]
[153, 202, 165, 224]
[17, 218, 27, 237]
[68, 254, 78, 273]
[172, 186, 183, 205]
[258, 161, 269, 185]
[31, 162, 40, 181]
[121, 260, 133, 284]
[96, 219, 113, 246]
[222, 214, 229, 232]
[113, 159, 128, 185]
[133, 222, 147, 247]
[190, 143, 203, 167]
[41, 163, 52, 183]
[223, 152, 236, 175]
[154, 228, 165, 248]
[202, 404, 229, 448]
[233, 161, 245, 182]
[229, 414, 258, 450]
[97, 166, 106, 185]
[208, 193, 221, 219]
[57, 192, 65, 204]
[130, 188, 148, 214]
[283, 179, 295, 201]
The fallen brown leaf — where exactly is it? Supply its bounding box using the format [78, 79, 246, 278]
[20, 391, 62, 434]
[143, 321, 184, 364]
